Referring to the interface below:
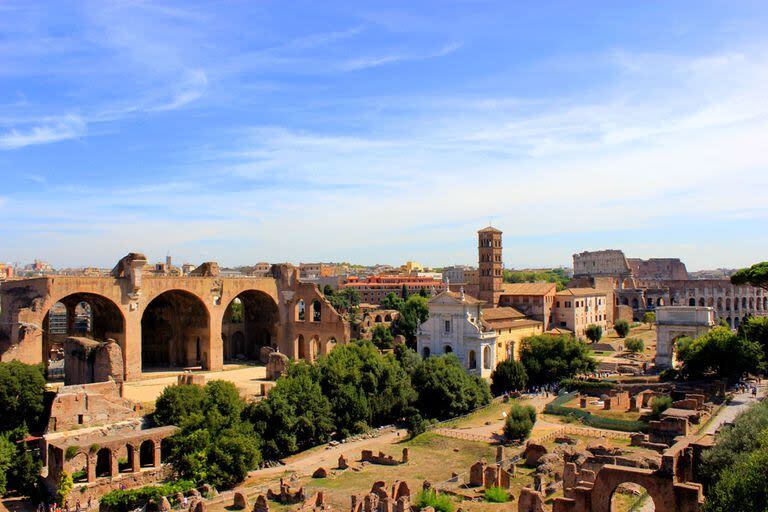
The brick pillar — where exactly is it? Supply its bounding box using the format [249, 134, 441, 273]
[87, 455, 96, 483]
[154, 442, 162, 467]
[110, 449, 119, 477]
[130, 445, 140, 472]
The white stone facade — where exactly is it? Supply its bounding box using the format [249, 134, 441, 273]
[416, 291, 497, 378]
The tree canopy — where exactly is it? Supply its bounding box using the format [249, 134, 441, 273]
[676, 326, 764, 381]
[701, 400, 768, 512]
[613, 319, 630, 338]
[411, 354, 491, 419]
[155, 381, 261, 488]
[584, 324, 602, 343]
[731, 261, 768, 291]
[519, 334, 597, 385]
[490, 360, 528, 395]
[0, 361, 46, 433]
[247, 363, 334, 460]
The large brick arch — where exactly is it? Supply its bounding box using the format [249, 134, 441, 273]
[588, 465, 701, 512]
[1, 261, 349, 380]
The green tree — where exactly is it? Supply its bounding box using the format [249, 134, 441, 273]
[706, 433, 768, 512]
[371, 325, 395, 350]
[739, 316, 768, 361]
[613, 320, 630, 338]
[164, 381, 261, 488]
[519, 334, 597, 385]
[418, 287, 430, 298]
[503, 402, 536, 441]
[642, 311, 656, 327]
[153, 383, 206, 426]
[393, 344, 422, 376]
[327, 288, 361, 314]
[731, 261, 768, 291]
[395, 295, 429, 342]
[247, 363, 334, 459]
[322, 284, 334, 296]
[0, 435, 14, 496]
[380, 292, 405, 311]
[650, 396, 672, 420]
[490, 360, 528, 395]
[0, 361, 46, 432]
[624, 338, 645, 354]
[676, 327, 764, 381]
[584, 324, 602, 343]
[6, 437, 42, 498]
[56, 471, 73, 504]
[411, 355, 491, 420]
[316, 341, 415, 437]
[400, 283, 409, 299]
[701, 400, 768, 488]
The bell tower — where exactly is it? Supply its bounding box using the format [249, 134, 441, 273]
[478, 226, 503, 305]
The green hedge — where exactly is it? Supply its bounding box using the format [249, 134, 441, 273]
[545, 392, 647, 432]
[559, 379, 616, 394]
[100, 480, 195, 512]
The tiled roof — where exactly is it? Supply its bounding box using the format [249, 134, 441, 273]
[556, 287, 607, 297]
[500, 282, 557, 295]
[481, 306, 526, 321]
[478, 226, 502, 233]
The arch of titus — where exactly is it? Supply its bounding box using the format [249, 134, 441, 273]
[655, 306, 714, 369]
[0, 253, 350, 381]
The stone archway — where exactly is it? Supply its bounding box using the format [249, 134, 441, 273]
[610, 482, 655, 511]
[42, 292, 125, 380]
[655, 307, 715, 369]
[222, 290, 279, 362]
[141, 290, 210, 371]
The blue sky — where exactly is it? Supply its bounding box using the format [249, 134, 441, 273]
[1, 1, 767, 270]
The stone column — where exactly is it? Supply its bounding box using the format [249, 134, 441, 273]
[110, 450, 119, 477]
[129, 445, 140, 472]
[66, 303, 77, 335]
[207, 305, 224, 372]
[123, 306, 142, 381]
[154, 442, 162, 467]
[87, 455, 96, 483]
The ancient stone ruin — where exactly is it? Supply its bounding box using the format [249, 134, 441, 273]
[360, 448, 409, 466]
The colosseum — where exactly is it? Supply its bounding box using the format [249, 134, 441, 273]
[572, 250, 766, 327]
[0, 253, 350, 381]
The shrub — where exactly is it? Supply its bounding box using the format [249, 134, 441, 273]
[559, 379, 616, 394]
[56, 471, 73, 505]
[613, 320, 630, 338]
[89, 444, 99, 454]
[100, 480, 195, 512]
[545, 392, 647, 432]
[642, 312, 656, 325]
[585, 324, 602, 343]
[624, 338, 645, 354]
[650, 396, 672, 420]
[483, 486, 509, 503]
[65, 446, 79, 460]
[415, 489, 454, 512]
[659, 368, 678, 382]
[504, 402, 536, 441]
[490, 360, 528, 396]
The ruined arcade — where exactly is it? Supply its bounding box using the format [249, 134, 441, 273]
[0, 253, 350, 381]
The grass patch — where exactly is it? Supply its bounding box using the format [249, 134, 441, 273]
[483, 486, 509, 503]
[415, 489, 455, 512]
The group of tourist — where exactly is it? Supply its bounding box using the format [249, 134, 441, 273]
[38, 498, 91, 512]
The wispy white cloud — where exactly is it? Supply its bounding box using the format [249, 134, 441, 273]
[0, 115, 86, 150]
[338, 41, 463, 71]
[150, 68, 209, 112]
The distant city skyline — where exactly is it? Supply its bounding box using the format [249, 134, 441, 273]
[1, 1, 767, 270]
